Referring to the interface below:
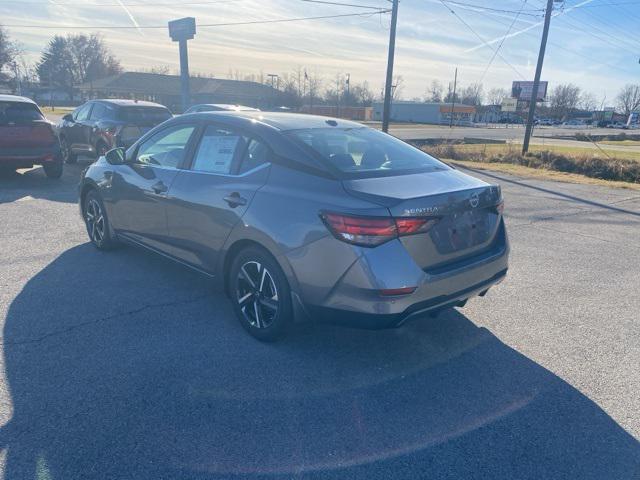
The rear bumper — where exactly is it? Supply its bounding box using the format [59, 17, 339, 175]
[296, 219, 510, 328]
[309, 267, 507, 329]
[0, 145, 61, 168]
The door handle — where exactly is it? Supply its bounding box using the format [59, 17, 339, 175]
[223, 192, 247, 208]
[151, 181, 168, 195]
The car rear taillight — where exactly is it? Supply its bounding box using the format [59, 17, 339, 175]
[321, 212, 440, 247]
[495, 200, 504, 215]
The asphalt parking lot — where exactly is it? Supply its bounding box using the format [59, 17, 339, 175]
[0, 161, 639, 479]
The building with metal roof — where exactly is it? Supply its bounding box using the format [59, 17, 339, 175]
[77, 72, 288, 113]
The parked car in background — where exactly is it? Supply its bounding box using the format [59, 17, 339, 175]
[57, 99, 172, 164]
[606, 122, 626, 129]
[78, 112, 509, 341]
[184, 104, 260, 114]
[0, 95, 63, 178]
[536, 118, 554, 126]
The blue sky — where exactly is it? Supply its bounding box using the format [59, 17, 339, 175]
[1, 0, 639, 103]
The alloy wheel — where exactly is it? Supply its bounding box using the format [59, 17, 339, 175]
[85, 198, 105, 245]
[236, 261, 279, 329]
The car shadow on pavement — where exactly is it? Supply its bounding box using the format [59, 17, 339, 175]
[1, 244, 639, 479]
[0, 160, 92, 205]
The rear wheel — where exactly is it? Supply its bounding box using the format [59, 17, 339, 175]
[61, 137, 77, 164]
[43, 161, 63, 179]
[229, 247, 293, 341]
[83, 190, 117, 250]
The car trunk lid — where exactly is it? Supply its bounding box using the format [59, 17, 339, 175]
[342, 169, 503, 270]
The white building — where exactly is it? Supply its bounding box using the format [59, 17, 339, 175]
[372, 101, 476, 125]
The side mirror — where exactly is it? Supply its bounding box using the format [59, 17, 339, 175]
[104, 147, 127, 165]
[63, 113, 74, 122]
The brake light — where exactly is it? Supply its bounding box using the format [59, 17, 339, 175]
[321, 212, 440, 247]
[495, 200, 505, 215]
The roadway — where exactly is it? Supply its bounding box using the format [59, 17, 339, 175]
[0, 161, 638, 479]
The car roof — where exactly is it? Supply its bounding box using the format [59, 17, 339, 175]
[94, 99, 167, 108]
[193, 104, 260, 111]
[0, 94, 37, 105]
[186, 111, 365, 131]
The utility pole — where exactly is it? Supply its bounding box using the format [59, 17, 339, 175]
[449, 67, 458, 128]
[345, 73, 350, 105]
[382, 0, 399, 133]
[522, 0, 560, 154]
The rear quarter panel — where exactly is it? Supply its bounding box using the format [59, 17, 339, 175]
[221, 163, 389, 305]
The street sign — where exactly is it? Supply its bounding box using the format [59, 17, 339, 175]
[169, 17, 196, 42]
[501, 98, 518, 112]
[512, 81, 548, 101]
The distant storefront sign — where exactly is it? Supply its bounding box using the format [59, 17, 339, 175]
[512, 81, 548, 101]
[501, 98, 518, 112]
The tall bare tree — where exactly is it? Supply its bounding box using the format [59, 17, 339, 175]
[579, 91, 598, 112]
[0, 26, 19, 83]
[459, 83, 484, 106]
[487, 87, 509, 106]
[426, 80, 443, 102]
[616, 84, 640, 116]
[37, 33, 121, 100]
[549, 83, 581, 119]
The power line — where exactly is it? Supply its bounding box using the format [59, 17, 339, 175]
[474, 4, 640, 77]
[0, 0, 386, 6]
[570, 0, 640, 7]
[479, 0, 529, 83]
[1, 9, 391, 29]
[439, 0, 544, 17]
[438, 0, 527, 79]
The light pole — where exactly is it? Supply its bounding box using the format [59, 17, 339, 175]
[168, 17, 196, 113]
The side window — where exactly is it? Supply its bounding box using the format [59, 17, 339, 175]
[136, 124, 196, 169]
[191, 125, 245, 174]
[238, 138, 270, 174]
[89, 103, 106, 120]
[75, 103, 92, 121]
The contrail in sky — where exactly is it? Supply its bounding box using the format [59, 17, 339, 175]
[464, 0, 596, 53]
[116, 0, 145, 36]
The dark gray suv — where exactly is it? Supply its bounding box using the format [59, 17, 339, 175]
[58, 99, 172, 164]
[79, 112, 509, 340]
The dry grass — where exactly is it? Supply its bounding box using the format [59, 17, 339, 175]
[421, 143, 640, 185]
[443, 142, 640, 162]
[448, 160, 640, 191]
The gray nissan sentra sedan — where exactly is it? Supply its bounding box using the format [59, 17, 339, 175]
[79, 112, 509, 340]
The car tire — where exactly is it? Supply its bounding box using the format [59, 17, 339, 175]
[43, 160, 63, 179]
[61, 137, 77, 164]
[83, 190, 118, 250]
[229, 246, 293, 342]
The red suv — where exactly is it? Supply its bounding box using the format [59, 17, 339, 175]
[0, 95, 62, 178]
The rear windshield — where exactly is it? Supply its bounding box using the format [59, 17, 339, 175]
[286, 127, 449, 177]
[118, 107, 172, 124]
[0, 101, 44, 124]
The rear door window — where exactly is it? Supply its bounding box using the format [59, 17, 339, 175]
[89, 103, 113, 121]
[191, 126, 246, 174]
[238, 138, 270, 174]
[0, 102, 44, 124]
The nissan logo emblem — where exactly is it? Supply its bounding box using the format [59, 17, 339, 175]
[469, 192, 480, 208]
